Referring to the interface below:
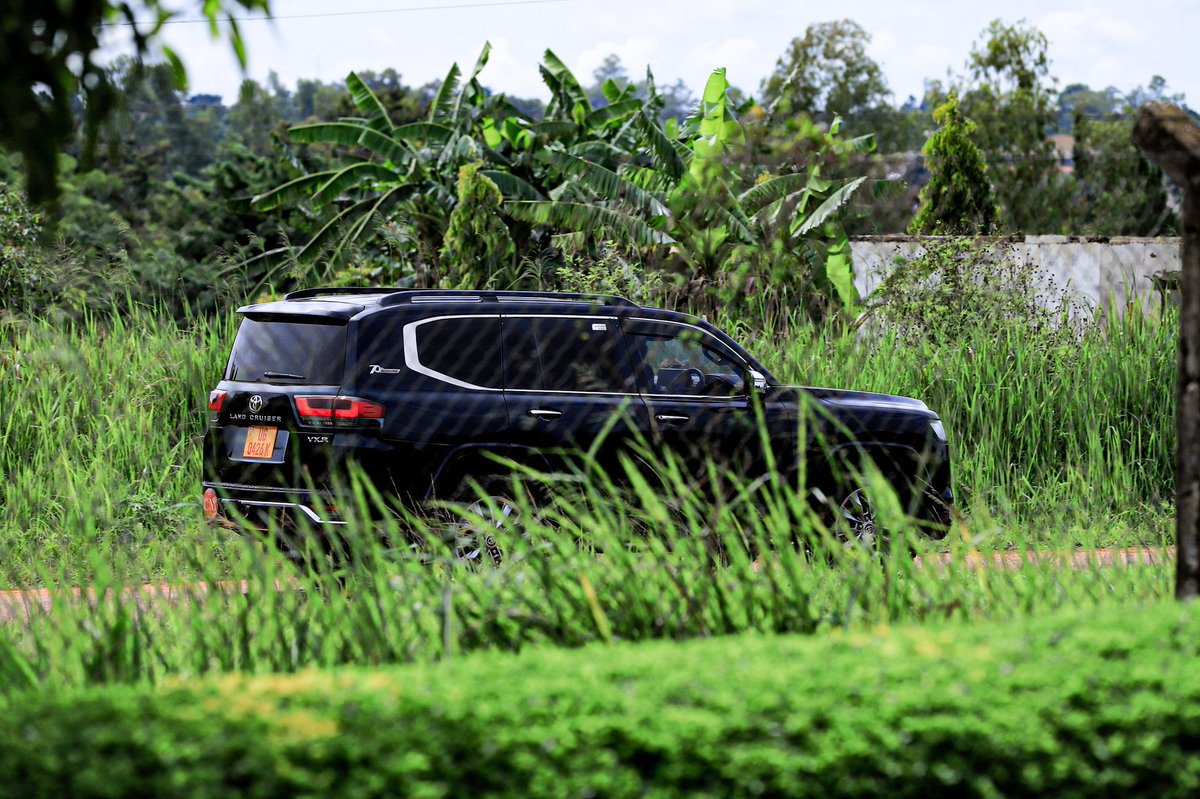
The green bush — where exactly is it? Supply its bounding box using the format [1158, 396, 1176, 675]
[3, 600, 1200, 798]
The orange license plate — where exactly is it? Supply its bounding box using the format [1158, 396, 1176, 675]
[242, 426, 278, 459]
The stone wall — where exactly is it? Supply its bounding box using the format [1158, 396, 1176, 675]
[850, 236, 1181, 315]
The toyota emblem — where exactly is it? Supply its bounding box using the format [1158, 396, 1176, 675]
[248, 395, 264, 413]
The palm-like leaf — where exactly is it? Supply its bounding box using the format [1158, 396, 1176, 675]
[251, 170, 341, 211]
[541, 49, 590, 115]
[794, 177, 868, 237]
[636, 112, 686, 180]
[739, 172, 824, 214]
[298, 184, 417, 263]
[543, 150, 667, 217]
[428, 62, 462, 123]
[506, 201, 672, 248]
[482, 170, 545, 201]
[311, 162, 402, 205]
[584, 98, 643, 130]
[346, 72, 393, 132]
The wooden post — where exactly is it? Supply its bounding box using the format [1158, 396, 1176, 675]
[1133, 103, 1200, 599]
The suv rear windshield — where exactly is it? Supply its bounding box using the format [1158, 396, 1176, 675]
[226, 317, 347, 385]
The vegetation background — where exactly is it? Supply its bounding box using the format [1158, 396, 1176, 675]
[0, 5, 1197, 793]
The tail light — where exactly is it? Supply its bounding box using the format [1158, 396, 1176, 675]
[208, 389, 227, 413]
[295, 395, 385, 429]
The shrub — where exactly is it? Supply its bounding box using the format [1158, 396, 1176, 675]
[2, 600, 1200, 798]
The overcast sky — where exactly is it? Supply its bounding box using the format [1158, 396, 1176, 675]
[101, 0, 1198, 107]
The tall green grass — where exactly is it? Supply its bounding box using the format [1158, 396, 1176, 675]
[0, 300, 1177, 584]
[740, 305, 1177, 546]
[0, 299, 1180, 691]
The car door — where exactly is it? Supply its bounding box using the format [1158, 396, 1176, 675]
[501, 314, 650, 473]
[620, 318, 793, 481]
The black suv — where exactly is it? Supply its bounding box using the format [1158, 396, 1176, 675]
[202, 288, 952, 550]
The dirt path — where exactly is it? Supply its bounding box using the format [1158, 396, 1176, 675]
[0, 547, 1175, 626]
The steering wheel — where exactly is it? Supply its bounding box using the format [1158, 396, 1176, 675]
[662, 367, 705, 394]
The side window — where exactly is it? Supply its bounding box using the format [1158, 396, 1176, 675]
[411, 316, 504, 389]
[503, 316, 634, 393]
[623, 322, 746, 398]
[502, 317, 544, 391]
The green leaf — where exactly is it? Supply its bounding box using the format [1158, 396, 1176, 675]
[228, 17, 247, 69]
[311, 162, 403, 205]
[506, 201, 672, 248]
[738, 172, 816, 213]
[531, 121, 578, 140]
[601, 79, 623, 104]
[391, 122, 454, 145]
[288, 122, 374, 147]
[346, 72, 393, 132]
[481, 118, 503, 149]
[542, 150, 667, 217]
[585, 98, 642, 130]
[542, 49, 591, 112]
[429, 62, 462, 123]
[481, 170, 545, 201]
[821, 225, 858, 309]
[160, 46, 188, 92]
[795, 177, 867, 236]
[298, 185, 416, 263]
[251, 170, 343, 211]
[636, 112, 686, 181]
[453, 42, 492, 121]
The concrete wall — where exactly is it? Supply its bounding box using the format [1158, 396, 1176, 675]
[850, 236, 1182, 316]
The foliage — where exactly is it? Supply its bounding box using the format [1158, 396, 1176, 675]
[865, 237, 1072, 344]
[0, 184, 47, 315]
[7, 602, 1200, 797]
[760, 19, 891, 121]
[549, 243, 663, 305]
[909, 94, 999, 235]
[946, 18, 1070, 234]
[0, 0, 270, 205]
[1, 295, 1176, 585]
[1071, 113, 1177, 236]
[439, 162, 516, 289]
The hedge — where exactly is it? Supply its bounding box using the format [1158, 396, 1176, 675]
[3, 600, 1200, 798]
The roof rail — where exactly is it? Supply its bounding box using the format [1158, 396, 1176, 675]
[378, 289, 638, 308]
[282, 287, 397, 301]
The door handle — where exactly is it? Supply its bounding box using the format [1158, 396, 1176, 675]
[655, 414, 690, 423]
[527, 408, 563, 419]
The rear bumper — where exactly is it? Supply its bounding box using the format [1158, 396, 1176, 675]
[202, 482, 346, 527]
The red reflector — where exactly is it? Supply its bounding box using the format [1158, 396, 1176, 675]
[296, 396, 385, 426]
[203, 489, 219, 521]
[208, 390, 227, 412]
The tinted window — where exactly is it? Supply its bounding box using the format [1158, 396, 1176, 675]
[502, 318, 544, 390]
[505, 316, 633, 393]
[414, 317, 504, 389]
[624, 322, 746, 398]
[227, 318, 346, 384]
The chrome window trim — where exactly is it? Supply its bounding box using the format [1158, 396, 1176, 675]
[410, 295, 483, 303]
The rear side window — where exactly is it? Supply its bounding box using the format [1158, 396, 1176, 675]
[226, 317, 347, 385]
[504, 316, 633, 393]
[412, 317, 504, 389]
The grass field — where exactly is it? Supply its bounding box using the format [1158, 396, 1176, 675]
[0, 297, 1179, 691]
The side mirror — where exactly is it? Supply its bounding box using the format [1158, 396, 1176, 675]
[749, 370, 768, 392]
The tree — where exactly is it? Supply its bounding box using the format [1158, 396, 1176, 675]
[439, 162, 516, 289]
[760, 20, 891, 122]
[910, 93, 999, 235]
[953, 18, 1068, 234]
[1072, 112, 1176, 236]
[0, 0, 270, 205]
